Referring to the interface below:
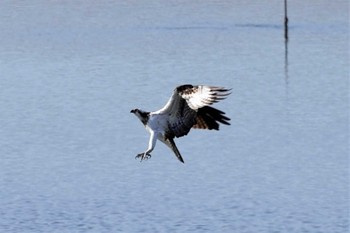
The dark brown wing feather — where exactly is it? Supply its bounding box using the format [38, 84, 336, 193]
[192, 106, 230, 130]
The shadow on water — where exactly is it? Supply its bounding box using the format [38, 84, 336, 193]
[235, 23, 283, 30]
[149, 23, 285, 32]
[153, 26, 228, 31]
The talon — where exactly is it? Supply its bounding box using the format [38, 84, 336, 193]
[144, 153, 151, 160]
[135, 153, 151, 162]
[135, 153, 143, 160]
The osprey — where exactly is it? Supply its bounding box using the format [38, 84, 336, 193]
[130, 84, 231, 163]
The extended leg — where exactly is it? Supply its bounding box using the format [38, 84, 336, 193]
[135, 131, 157, 162]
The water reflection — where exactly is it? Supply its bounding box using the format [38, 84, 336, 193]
[284, 37, 289, 90]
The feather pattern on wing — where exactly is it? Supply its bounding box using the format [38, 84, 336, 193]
[178, 85, 231, 110]
[193, 106, 230, 130]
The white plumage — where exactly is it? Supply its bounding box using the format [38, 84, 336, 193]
[130, 84, 231, 163]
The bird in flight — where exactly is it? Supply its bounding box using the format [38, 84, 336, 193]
[130, 84, 231, 163]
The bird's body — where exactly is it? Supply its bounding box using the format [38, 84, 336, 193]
[131, 84, 231, 163]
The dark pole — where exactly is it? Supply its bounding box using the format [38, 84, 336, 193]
[284, 0, 288, 41]
[284, 0, 289, 91]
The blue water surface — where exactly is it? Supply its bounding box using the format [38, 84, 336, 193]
[0, 1, 348, 232]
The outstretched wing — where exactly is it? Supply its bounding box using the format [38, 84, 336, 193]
[156, 84, 231, 138]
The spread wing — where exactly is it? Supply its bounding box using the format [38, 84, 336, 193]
[155, 84, 231, 138]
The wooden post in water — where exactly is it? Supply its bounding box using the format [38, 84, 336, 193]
[284, 0, 288, 41]
[284, 0, 289, 91]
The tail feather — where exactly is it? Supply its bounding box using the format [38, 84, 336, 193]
[166, 138, 185, 163]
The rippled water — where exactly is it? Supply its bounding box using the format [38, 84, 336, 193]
[0, 1, 348, 232]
